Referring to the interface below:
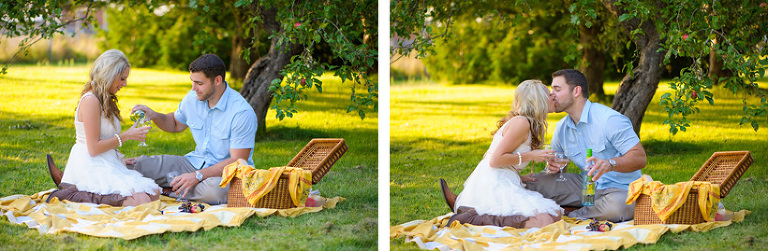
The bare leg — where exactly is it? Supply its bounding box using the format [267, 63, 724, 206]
[121, 193, 154, 207]
[524, 213, 558, 228]
[148, 189, 161, 201]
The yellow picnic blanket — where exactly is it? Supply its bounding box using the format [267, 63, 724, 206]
[626, 175, 720, 222]
[0, 189, 344, 240]
[220, 159, 312, 207]
[391, 210, 750, 250]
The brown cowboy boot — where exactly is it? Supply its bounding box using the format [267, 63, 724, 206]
[440, 178, 457, 212]
[46, 154, 63, 186]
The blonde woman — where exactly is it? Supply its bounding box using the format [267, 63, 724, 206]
[440, 80, 563, 228]
[49, 49, 161, 206]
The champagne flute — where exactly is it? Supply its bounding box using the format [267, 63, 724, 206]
[542, 144, 553, 173]
[130, 110, 150, 146]
[554, 153, 569, 181]
[166, 171, 187, 201]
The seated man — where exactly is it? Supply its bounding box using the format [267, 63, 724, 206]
[524, 69, 647, 222]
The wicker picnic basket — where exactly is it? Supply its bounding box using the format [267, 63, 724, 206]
[633, 151, 753, 225]
[227, 138, 347, 209]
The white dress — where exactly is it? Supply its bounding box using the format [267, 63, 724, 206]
[60, 92, 160, 197]
[454, 117, 562, 217]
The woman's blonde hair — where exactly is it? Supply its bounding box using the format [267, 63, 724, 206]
[79, 49, 130, 127]
[492, 79, 549, 149]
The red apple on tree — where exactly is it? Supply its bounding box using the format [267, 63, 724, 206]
[691, 91, 698, 99]
[300, 78, 307, 86]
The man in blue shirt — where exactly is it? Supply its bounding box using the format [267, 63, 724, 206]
[524, 69, 647, 222]
[126, 54, 258, 204]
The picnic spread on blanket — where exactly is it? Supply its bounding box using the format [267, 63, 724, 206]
[392, 151, 754, 250]
[1, 190, 344, 240]
[390, 210, 750, 251]
[1, 138, 348, 239]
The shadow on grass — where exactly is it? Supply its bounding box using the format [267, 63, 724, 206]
[643, 139, 704, 155]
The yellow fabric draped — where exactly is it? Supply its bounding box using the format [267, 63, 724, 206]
[626, 175, 720, 222]
[220, 159, 312, 207]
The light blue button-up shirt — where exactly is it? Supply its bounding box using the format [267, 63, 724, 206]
[551, 100, 641, 190]
[174, 82, 258, 169]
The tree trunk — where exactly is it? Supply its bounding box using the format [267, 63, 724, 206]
[708, 38, 731, 84]
[579, 23, 606, 98]
[603, 0, 665, 137]
[229, 6, 256, 80]
[230, 35, 249, 80]
[239, 6, 302, 139]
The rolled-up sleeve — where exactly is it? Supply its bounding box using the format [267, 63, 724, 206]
[229, 109, 258, 149]
[605, 114, 639, 155]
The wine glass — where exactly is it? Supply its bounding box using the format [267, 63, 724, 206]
[542, 144, 553, 173]
[554, 153, 569, 181]
[166, 171, 186, 201]
[167, 171, 179, 184]
[130, 110, 150, 146]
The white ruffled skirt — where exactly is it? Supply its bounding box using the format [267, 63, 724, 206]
[454, 158, 562, 217]
[60, 143, 160, 197]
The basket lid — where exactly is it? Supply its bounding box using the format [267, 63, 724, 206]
[689, 151, 752, 198]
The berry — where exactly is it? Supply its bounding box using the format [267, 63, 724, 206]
[295, 22, 301, 28]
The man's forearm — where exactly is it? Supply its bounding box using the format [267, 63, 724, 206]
[614, 143, 647, 172]
[150, 112, 183, 133]
[199, 157, 238, 179]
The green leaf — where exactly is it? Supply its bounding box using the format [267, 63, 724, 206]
[569, 15, 579, 25]
[358, 110, 365, 119]
[234, 0, 249, 7]
[618, 13, 632, 22]
[751, 121, 759, 131]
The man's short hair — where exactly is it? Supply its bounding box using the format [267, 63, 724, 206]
[552, 69, 589, 98]
[189, 54, 226, 82]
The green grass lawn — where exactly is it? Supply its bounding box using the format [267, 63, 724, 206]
[390, 80, 768, 250]
[0, 65, 377, 249]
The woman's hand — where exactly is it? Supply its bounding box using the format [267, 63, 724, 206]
[528, 149, 555, 163]
[121, 123, 150, 142]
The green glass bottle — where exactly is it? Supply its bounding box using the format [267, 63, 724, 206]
[582, 148, 595, 206]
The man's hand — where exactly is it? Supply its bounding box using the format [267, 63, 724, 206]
[131, 104, 157, 119]
[586, 157, 612, 181]
[545, 160, 564, 174]
[170, 172, 201, 198]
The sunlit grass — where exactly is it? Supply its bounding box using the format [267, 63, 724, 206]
[391, 79, 768, 250]
[0, 65, 377, 249]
